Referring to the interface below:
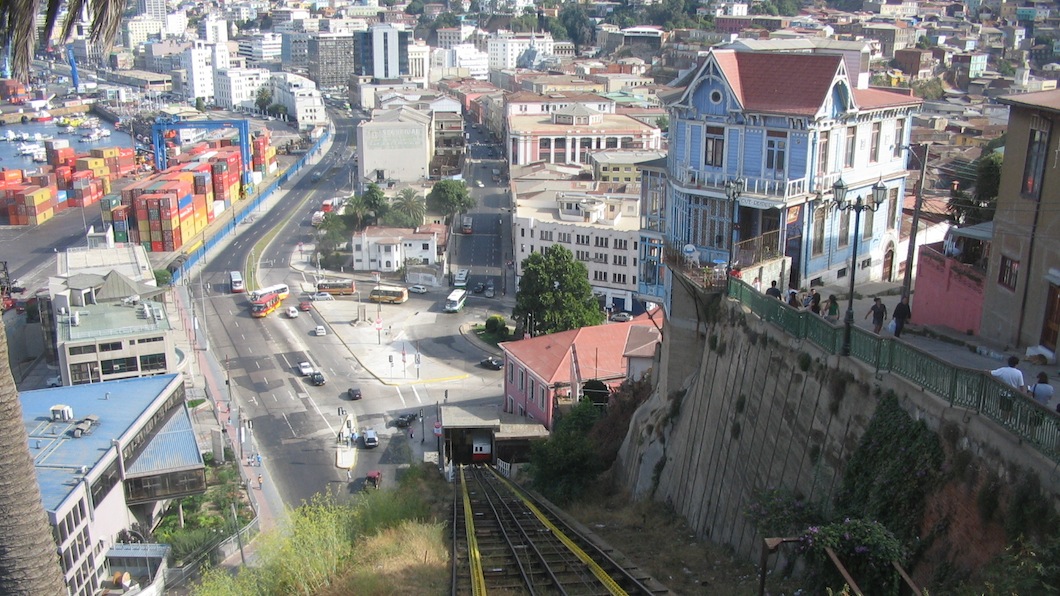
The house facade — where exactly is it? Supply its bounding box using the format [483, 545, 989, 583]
[647, 49, 920, 301]
[350, 225, 442, 273]
[981, 90, 1060, 355]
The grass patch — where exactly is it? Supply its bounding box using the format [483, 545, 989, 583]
[187, 398, 206, 409]
[472, 324, 512, 348]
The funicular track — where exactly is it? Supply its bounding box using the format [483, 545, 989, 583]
[451, 464, 666, 596]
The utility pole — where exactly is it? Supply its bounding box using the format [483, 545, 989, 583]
[902, 143, 930, 299]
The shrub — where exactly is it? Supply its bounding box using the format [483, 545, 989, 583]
[484, 314, 505, 333]
[798, 518, 906, 594]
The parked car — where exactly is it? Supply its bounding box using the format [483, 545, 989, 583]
[394, 412, 419, 428]
[286, 306, 299, 318]
[309, 371, 326, 386]
[480, 356, 503, 370]
[298, 361, 314, 376]
[472, 283, 485, 294]
[46, 375, 62, 388]
[363, 427, 379, 448]
[408, 285, 428, 294]
[299, 301, 313, 311]
[484, 287, 495, 298]
[348, 387, 362, 400]
[311, 292, 334, 301]
[315, 325, 327, 336]
[611, 312, 634, 322]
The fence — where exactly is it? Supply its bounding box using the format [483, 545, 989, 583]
[726, 278, 1060, 464]
[733, 229, 782, 270]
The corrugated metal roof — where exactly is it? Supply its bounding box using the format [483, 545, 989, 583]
[125, 406, 203, 477]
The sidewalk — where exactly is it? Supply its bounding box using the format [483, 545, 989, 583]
[797, 280, 1059, 407]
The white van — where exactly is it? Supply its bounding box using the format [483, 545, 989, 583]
[287, 306, 299, 318]
[315, 325, 327, 336]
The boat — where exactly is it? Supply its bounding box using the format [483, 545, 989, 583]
[31, 148, 48, 162]
[56, 115, 85, 128]
[17, 142, 43, 155]
[3, 130, 14, 142]
[79, 128, 110, 142]
[78, 117, 100, 129]
[58, 125, 76, 135]
[33, 111, 54, 123]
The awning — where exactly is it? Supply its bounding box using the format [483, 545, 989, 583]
[947, 221, 994, 242]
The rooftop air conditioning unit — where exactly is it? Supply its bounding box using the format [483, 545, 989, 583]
[50, 405, 74, 422]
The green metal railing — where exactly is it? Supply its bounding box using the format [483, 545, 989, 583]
[726, 278, 1060, 463]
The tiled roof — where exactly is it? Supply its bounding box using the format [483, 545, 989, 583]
[851, 86, 921, 110]
[501, 318, 661, 385]
[714, 50, 843, 116]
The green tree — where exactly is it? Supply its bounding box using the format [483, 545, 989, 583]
[559, 4, 592, 51]
[975, 151, 1003, 206]
[255, 87, 272, 113]
[392, 188, 426, 226]
[513, 245, 605, 337]
[361, 183, 389, 223]
[340, 193, 370, 230]
[655, 114, 669, 133]
[195, 97, 207, 112]
[527, 399, 604, 503]
[426, 180, 474, 221]
[267, 103, 288, 118]
[315, 213, 348, 261]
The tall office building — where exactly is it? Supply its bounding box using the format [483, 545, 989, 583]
[139, 0, 166, 21]
[354, 24, 410, 80]
[307, 31, 356, 89]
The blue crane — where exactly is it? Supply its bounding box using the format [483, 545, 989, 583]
[150, 118, 254, 190]
[66, 45, 79, 92]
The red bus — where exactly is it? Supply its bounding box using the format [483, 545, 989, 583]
[251, 292, 282, 318]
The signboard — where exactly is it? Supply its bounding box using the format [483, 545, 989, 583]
[433, 421, 443, 437]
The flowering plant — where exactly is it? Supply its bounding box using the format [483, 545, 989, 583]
[744, 486, 821, 536]
[798, 518, 906, 595]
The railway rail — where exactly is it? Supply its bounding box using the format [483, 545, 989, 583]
[451, 464, 668, 596]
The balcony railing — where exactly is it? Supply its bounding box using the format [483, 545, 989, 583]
[673, 167, 811, 200]
[733, 229, 783, 269]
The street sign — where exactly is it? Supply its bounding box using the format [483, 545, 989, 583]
[433, 421, 442, 437]
[374, 317, 382, 331]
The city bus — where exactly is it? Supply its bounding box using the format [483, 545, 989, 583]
[369, 285, 409, 304]
[461, 216, 473, 234]
[250, 292, 282, 318]
[444, 289, 468, 313]
[229, 271, 245, 293]
[250, 283, 290, 301]
[454, 269, 470, 288]
[316, 279, 355, 296]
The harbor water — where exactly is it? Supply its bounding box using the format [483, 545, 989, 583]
[0, 116, 134, 169]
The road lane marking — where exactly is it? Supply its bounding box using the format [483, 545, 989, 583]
[307, 396, 336, 435]
[395, 385, 407, 407]
[411, 384, 422, 404]
[282, 412, 296, 437]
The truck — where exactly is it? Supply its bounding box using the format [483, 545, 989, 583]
[311, 211, 327, 227]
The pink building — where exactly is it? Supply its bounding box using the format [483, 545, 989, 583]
[507, 106, 662, 166]
[500, 317, 661, 429]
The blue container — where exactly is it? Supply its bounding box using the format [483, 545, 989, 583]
[57, 190, 68, 203]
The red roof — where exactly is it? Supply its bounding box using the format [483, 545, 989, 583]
[714, 51, 843, 116]
[501, 316, 661, 385]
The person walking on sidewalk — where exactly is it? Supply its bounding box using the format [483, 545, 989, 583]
[865, 297, 887, 334]
[257, 474, 264, 490]
[825, 295, 840, 322]
[409, 428, 414, 440]
[1029, 372, 1054, 407]
[892, 296, 912, 338]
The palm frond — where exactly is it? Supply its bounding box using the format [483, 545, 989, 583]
[2, 0, 126, 80]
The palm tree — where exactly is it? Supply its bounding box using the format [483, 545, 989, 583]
[392, 188, 426, 227]
[0, 318, 67, 594]
[2, 0, 124, 80]
[340, 194, 370, 231]
[1, 4, 123, 592]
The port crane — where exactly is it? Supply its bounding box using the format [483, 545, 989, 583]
[150, 118, 254, 189]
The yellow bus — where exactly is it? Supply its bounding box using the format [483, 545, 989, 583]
[369, 285, 409, 304]
[316, 279, 355, 295]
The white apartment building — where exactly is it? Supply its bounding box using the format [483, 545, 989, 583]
[123, 15, 162, 50]
[432, 43, 489, 80]
[198, 14, 228, 43]
[238, 32, 283, 66]
[436, 25, 479, 49]
[408, 41, 430, 88]
[272, 7, 311, 25]
[487, 31, 554, 70]
[180, 41, 229, 101]
[350, 226, 442, 272]
[138, 0, 166, 20]
[511, 174, 643, 312]
[506, 91, 616, 117]
[164, 11, 188, 38]
[270, 72, 327, 129]
[214, 67, 270, 110]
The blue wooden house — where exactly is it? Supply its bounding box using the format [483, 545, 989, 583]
[638, 48, 921, 301]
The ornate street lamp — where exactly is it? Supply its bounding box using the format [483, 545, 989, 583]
[724, 178, 745, 273]
[829, 177, 888, 356]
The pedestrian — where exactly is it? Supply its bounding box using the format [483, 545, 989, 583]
[892, 296, 912, 338]
[410, 428, 414, 440]
[990, 356, 1026, 392]
[257, 474, 264, 490]
[752, 277, 762, 293]
[256, 453, 262, 467]
[1030, 372, 1054, 407]
[786, 284, 799, 308]
[809, 290, 821, 315]
[766, 280, 783, 299]
[825, 294, 840, 322]
[346, 469, 353, 482]
[865, 297, 887, 334]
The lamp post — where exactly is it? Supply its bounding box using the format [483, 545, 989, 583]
[829, 177, 888, 356]
[724, 178, 745, 274]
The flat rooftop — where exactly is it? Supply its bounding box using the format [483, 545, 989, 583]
[508, 113, 658, 135]
[57, 300, 172, 343]
[24, 375, 181, 513]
